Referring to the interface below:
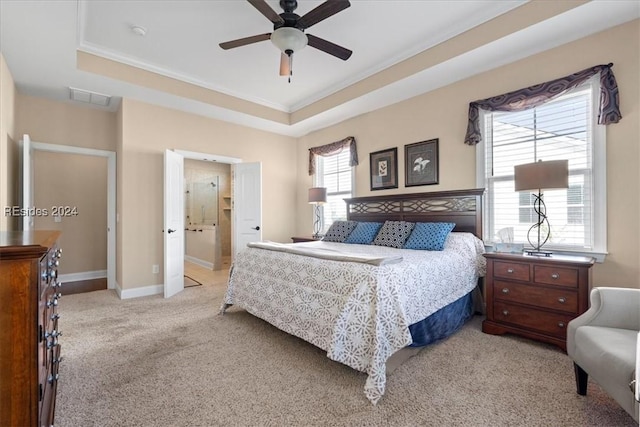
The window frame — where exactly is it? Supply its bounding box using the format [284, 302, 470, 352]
[475, 76, 607, 262]
[313, 150, 356, 234]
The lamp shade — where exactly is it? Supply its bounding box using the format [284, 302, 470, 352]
[308, 187, 327, 204]
[271, 27, 308, 53]
[514, 160, 569, 192]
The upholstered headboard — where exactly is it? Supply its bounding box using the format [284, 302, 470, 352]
[344, 188, 485, 239]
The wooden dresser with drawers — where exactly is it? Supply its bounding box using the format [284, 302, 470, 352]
[0, 231, 63, 427]
[482, 252, 594, 351]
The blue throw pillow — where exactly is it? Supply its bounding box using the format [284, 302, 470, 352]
[344, 222, 383, 244]
[372, 221, 415, 248]
[322, 220, 358, 242]
[403, 222, 455, 251]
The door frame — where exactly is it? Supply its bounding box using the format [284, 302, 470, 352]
[25, 139, 117, 289]
[169, 149, 242, 293]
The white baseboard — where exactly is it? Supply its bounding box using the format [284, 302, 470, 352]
[116, 283, 163, 300]
[59, 270, 107, 283]
[185, 255, 213, 270]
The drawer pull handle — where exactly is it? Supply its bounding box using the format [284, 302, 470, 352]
[501, 288, 510, 294]
[502, 310, 509, 316]
[558, 322, 565, 328]
[551, 273, 560, 279]
[558, 297, 566, 304]
[507, 268, 514, 274]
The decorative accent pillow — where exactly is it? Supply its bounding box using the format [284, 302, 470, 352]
[322, 220, 358, 242]
[372, 221, 415, 248]
[403, 222, 456, 251]
[344, 222, 383, 244]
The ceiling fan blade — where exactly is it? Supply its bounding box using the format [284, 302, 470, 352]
[247, 0, 284, 25]
[297, 0, 350, 29]
[279, 52, 290, 76]
[219, 33, 271, 50]
[307, 34, 352, 60]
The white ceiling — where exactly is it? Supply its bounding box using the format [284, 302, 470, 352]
[1, 1, 639, 137]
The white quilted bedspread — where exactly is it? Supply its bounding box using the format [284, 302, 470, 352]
[222, 233, 485, 404]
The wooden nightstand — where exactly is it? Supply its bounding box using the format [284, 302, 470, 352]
[482, 252, 594, 351]
[291, 236, 319, 243]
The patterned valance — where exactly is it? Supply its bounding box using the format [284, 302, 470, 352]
[308, 136, 358, 175]
[464, 63, 622, 145]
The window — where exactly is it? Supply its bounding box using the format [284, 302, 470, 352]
[477, 77, 606, 257]
[518, 192, 535, 224]
[567, 184, 584, 225]
[314, 149, 354, 234]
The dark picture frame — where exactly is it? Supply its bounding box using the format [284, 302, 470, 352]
[405, 139, 439, 187]
[369, 147, 398, 191]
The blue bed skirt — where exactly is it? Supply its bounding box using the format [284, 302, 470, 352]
[408, 292, 473, 347]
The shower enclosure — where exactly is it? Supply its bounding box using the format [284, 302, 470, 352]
[187, 179, 218, 226]
[185, 176, 222, 270]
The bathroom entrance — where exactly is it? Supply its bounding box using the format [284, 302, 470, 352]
[164, 148, 261, 298]
[184, 159, 232, 278]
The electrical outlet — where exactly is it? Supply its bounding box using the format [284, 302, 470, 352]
[152, 264, 159, 274]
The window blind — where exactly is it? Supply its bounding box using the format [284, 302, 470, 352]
[315, 149, 353, 233]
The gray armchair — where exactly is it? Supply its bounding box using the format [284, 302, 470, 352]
[567, 287, 640, 422]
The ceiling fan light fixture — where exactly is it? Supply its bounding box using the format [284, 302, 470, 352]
[270, 27, 307, 53]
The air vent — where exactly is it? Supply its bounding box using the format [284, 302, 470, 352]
[69, 87, 111, 107]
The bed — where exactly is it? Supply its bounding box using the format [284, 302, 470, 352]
[221, 188, 486, 404]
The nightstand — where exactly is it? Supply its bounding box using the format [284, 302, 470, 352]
[291, 236, 319, 243]
[482, 252, 594, 351]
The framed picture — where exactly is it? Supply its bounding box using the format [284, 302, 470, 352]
[405, 138, 439, 187]
[369, 147, 398, 190]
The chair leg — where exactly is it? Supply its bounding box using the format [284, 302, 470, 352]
[574, 363, 588, 395]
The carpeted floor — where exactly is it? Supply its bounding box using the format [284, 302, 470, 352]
[56, 275, 636, 427]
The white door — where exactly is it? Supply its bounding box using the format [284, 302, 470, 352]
[22, 134, 33, 231]
[164, 149, 185, 298]
[635, 331, 640, 404]
[232, 162, 262, 257]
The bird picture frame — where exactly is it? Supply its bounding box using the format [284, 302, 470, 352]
[405, 138, 439, 187]
[369, 147, 398, 191]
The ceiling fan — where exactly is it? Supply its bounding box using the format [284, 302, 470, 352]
[219, 0, 352, 82]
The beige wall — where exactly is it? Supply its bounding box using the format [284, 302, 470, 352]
[119, 98, 297, 290]
[0, 53, 17, 231]
[296, 20, 640, 289]
[15, 94, 117, 277]
[33, 152, 107, 274]
[16, 95, 117, 151]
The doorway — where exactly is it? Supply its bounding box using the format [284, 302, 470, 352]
[184, 159, 232, 276]
[164, 149, 262, 298]
[22, 136, 116, 290]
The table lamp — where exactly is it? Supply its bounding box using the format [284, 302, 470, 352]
[514, 159, 568, 256]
